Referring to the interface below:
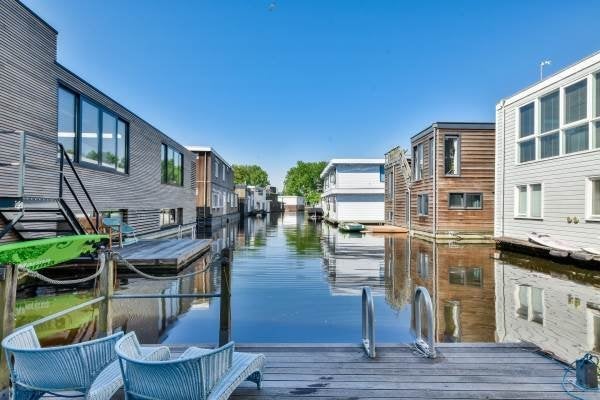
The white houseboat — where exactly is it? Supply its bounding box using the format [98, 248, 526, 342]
[320, 159, 385, 224]
[495, 52, 600, 253]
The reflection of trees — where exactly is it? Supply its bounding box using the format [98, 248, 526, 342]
[284, 222, 322, 254]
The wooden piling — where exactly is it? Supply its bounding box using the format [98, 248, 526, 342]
[219, 248, 232, 346]
[97, 251, 114, 336]
[0, 264, 18, 393]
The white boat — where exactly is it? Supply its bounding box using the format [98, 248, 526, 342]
[582, 247, 600, 256]
[528, 232, 579, 252]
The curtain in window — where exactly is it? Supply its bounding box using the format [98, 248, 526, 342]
[519, 103, 535, 137]
[541, 133, 559, 158]
[593, 180, 600, 216]
[565, 125, 589, 154]
[466, 194, 482, 209]
[530, 184, 542, 218]
[540, 92, 559, 133]
[565, 80, 587, 123]
[449, 193, 464, 208]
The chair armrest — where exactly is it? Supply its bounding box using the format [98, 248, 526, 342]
[140, 346, 171, 362]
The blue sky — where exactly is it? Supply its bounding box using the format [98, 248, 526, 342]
[24, 0, 600, 188]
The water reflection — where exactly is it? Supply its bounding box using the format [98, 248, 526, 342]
[13, 214, 600, 362]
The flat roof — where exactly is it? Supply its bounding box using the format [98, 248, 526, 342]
[185, 146, 232, 168]
[411, 122, 495, 142]
[498, 50, 600, 108]
[320, 158, 385, 178]
[17, 0, 58, 34]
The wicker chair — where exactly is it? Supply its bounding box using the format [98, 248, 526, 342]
[116, 332, 265, 400]
[1, 327, 168, 400]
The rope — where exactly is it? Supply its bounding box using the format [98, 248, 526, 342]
[17, 257, 105, 285]
[113, 251, 222, 280]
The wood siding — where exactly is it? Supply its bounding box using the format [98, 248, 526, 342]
[193, 150, 238, 222]
[495, 56, 600, 249]
[435, 128, 495, 235]
[0, 0, 197, 238]
[410, 132, 434, 234]
[384, 158, 409, 227]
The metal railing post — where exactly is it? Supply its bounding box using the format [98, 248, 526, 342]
[411, 286, 436, 358]
[361, 286, 375, 358]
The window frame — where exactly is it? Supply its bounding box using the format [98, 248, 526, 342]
[417, 193, 429, 216]
[516, 74, 600, 165]
[413, 143, 424, 181]
[161, 143, 184, 186]
[585, 176, 600, 221]
[447, 192, 483, 210]
[159, 208, 183, 227]
[443, 134, 460, 176]
[514, 183, 543, 220]
[58, 84, 129, 174]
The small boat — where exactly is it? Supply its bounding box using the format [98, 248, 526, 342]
[528, 232, 579, 252]
[339, 222, 365, 232]
[583, 247, 600, 256]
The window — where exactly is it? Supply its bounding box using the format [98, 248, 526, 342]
[444, 136, 459, 175]
[57, 86, 129, 172]
[540, 133, 559, 159]
[519, 138, 536, 163]
[596, 73, 600, 118]
[448, 193, 483, 210]
[517, 285, 544, 324]
[379, 165, 385, 182]
[214, 159, 219, 179]
[413, 143, 424, 180]
[515, 184, 542, 218]
[81, 99, 100, 164]
[565, 124, 589, 154]
[417, 252, 428, 279]
[161, 144, 183, 186]
[58, 87, 76, 156]
[565, 80, 587, 124]
[417, 194, 429, 215]
[595, 122, 600, 149]
[159, 208, 182, 227]
[519, 103, 535, 138]
[540, 91, 559, 133]
[449, 267, 482, 287]
[428, 137, 434, 177]
[586, 178, 600, 220]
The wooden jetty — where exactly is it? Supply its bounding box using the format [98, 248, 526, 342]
[363, 225, 409, 234]
[160, 343, 575, 400]
[115, 239, 211, 268]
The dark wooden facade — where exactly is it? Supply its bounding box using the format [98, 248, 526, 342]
[385, 123, 495, 240]
[0, 0, 197, 240]
[384, 147, 410, 228]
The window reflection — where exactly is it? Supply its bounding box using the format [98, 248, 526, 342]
[516, 285, 544, 324]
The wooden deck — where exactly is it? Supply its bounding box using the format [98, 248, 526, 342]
[166, 343, 577, 399]
[115, 239, 211, 269]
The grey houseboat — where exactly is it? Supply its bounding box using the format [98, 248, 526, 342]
[0, 0, 197, 242]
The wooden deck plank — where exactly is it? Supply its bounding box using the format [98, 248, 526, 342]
[167, 344, 577, 399]
[115, 238, 211, 269]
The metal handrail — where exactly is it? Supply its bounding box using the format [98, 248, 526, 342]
[410, 286, 436, 358]
[361, 286, 375, 358]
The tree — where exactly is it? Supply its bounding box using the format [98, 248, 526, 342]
[233, 164, 270, 186]
[283, 161, 327, 205]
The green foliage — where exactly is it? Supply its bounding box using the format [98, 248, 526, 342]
[233, 164, 270, 186]
[283, 161, 327, 205]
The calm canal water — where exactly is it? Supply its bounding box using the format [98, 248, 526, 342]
[16, 213, 600, 363]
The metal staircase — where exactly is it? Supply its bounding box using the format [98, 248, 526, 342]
[0, 131, 100, 241]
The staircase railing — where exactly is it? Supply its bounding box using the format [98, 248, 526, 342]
[361, 286, 375, 358]
[410, 286, 436, 358]
[0, 130, 100, 235]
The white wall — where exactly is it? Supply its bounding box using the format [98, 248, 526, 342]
[336, 164, 384, 190]
[495, 57, 600, 249]
[337, 193, 384, 223]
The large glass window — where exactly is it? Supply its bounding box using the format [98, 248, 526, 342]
[540, 92, 559, 133]
[565, 124, 589, 154]
[516, 184, 542, 218]
[58, 87, 76, 156]
[448, 193, 482, 209]
[57, 86, 128, 172]
[540, 133, 559, 159]
[519, 139, 536, 163]
[444, 136, 459, 175]
[101, 112, 117, 169]
[519, 103, 535, 138]
[161, 144, 183, 186]
[565, 80, 587, 124]
[80, 99, 100, 164]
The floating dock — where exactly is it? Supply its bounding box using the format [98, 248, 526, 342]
[162, 343, 577, 399]
[114, 239, 211, 268]
[362, 225, 409, 234]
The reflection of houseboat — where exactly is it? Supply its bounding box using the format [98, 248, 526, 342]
[495, 259, 600, 362]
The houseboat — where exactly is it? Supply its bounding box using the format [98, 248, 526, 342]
[279, 195, 305, 212]
[384, 123, 495, 241]
[187, 146, 239, 232]
[320, 159, 385, 224]
[384, 146, 411, 228]
[495, 52, 600, 254]
[0, 0, 197, 243]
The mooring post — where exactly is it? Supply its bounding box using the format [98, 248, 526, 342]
[0, 264, 18, 393]
[219, 248, 232, 346]
[98, 250, 114, 336]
